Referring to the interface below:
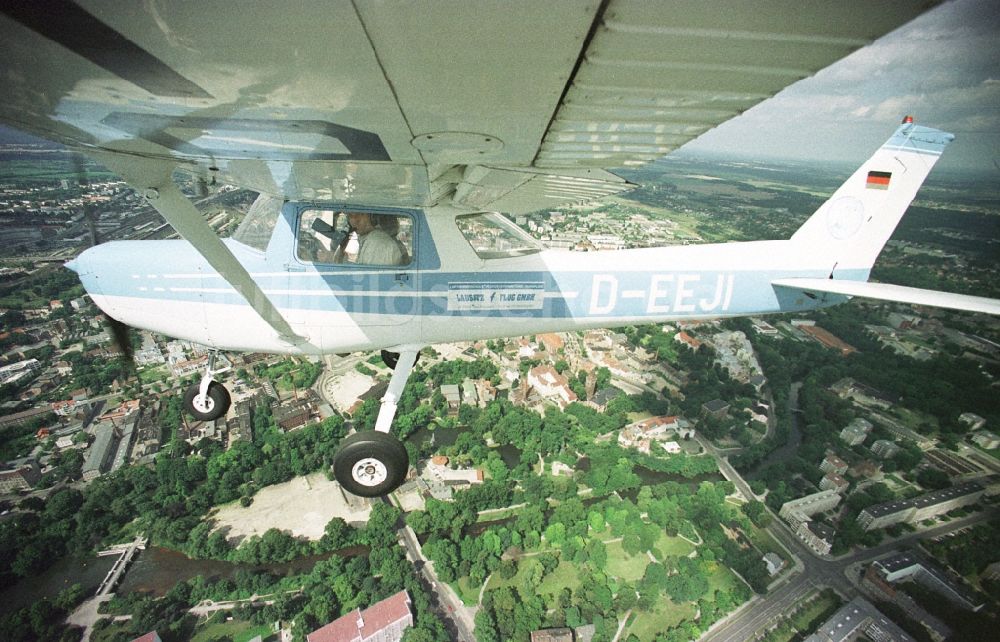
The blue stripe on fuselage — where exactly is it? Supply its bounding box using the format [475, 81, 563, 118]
[84, 266, 862, 319]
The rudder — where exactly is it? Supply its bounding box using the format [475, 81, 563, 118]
[789, 117, 954, 280]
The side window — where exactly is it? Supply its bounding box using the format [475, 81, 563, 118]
[297, 210, 412, 266]
[456, 212, 544, 259]
[231, 194, 280, 252]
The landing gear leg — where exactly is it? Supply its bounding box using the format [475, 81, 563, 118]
[334, 348, 419, 497]
[182, 351, 231, 421]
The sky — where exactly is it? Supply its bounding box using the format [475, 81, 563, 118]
[684, 0, 1000, 173]
[1, 0, 997, 173]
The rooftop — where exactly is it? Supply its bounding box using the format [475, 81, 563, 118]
[307, 590, 411, 642]
[807, 521, 836, 541]
[862, 481, 983, 518]
[805, 596, 911, 642]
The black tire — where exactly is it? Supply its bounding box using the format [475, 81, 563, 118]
[183, 382, 231, 421]
[333, 430, 409, 497]
[380, 349, 420, 371]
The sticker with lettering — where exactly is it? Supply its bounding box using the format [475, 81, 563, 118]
[448, 282, 545, 311]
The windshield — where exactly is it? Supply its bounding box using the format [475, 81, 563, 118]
[230, 194, 282, 251]
[456, 212, 545, 259]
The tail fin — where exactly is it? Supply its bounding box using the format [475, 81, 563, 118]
[790, 118, 954, 280]
[776, 119, 1000, 316]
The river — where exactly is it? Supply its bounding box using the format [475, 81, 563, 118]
[0, 554, 117, 615]
[118, 545, 368, 597]
[747, 381, 803, 478]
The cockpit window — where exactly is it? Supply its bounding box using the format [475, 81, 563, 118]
[231, 194, 281, 252]
[297, 210, 412, 266]
[456, 212, 545, 259]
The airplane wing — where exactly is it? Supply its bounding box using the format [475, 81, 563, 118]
[0, 1, 936, 213]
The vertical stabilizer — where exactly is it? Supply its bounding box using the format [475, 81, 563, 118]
[790, 118, 953, 280]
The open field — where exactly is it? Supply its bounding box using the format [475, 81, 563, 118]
[624, 598, 697, 642]
[605, 540, 649, 583]
[192, 620, 276, 642]
[210, 472, 370, 542]
[653, 532, 696, 560]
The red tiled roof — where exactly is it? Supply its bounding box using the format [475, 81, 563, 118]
[675, 331, 702, 348]
[131, 633, 161, 642]
[307, 613, 361, 642]
[537, 333, 564, 352]
[360, 590, 411, 639]
[799, 325, 856, 354]
[307, 591, 411, 642]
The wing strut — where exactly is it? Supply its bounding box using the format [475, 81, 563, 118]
[91, 152, 307, 346]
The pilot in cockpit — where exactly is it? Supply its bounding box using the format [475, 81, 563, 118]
[307, 211, 407, 266]
[346, 212, 405, 266]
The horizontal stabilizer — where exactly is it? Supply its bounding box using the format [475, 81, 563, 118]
[772, 278, 1000, 316]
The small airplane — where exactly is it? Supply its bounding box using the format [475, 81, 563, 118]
[1, 2, 997, 496]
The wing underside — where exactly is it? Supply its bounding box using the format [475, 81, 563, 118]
[0, 0, 935, 211]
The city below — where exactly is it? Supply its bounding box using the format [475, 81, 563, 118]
[1, 146, 999, 642]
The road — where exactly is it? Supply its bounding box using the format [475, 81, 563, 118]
[705, 508, 997, 642]
[699, 381, 994, 641]
[397, 521, 477, 641]
[313, 353, 367, 408]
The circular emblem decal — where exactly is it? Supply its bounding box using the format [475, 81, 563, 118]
[826, 197, 865, 240]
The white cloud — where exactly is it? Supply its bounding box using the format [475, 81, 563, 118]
[684, 0, 1000, 170]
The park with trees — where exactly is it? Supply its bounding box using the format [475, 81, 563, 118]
[8, 264, 996, 639]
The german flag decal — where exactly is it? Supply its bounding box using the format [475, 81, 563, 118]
[866, 170, 892, 190]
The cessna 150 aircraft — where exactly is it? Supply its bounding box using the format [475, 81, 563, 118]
[2, 1, 998, 496]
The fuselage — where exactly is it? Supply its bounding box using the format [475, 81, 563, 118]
[69, 203, 848, 355]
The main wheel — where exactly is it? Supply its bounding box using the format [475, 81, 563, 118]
[333, 430, 409, 497]
[183, 382, 231, 421]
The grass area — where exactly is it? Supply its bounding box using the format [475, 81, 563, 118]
[537, 560, 584, 596]
[90, 622, 132, 642]
[970, 441, 1000, 462]
[488, 557, 585, 603]
[605, 540, 650, 583]
[885, 473, 908, 486]
[749, 526, 786, 558]
[607, 196, 705, 241]
[678, 521, 700, 543]
[617, 561, 741, 642]
[652, 532, 696, 560]
[761, 590, 841, 642]
[454, 576, 481, 606]
[705, 561, 741, 593]
[741, 179, 830, 198]
[191, 619, 276, 642]
[138, 365, 168, 384]
[237, 625, 278, 642]
[623, 598, 697, 642]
